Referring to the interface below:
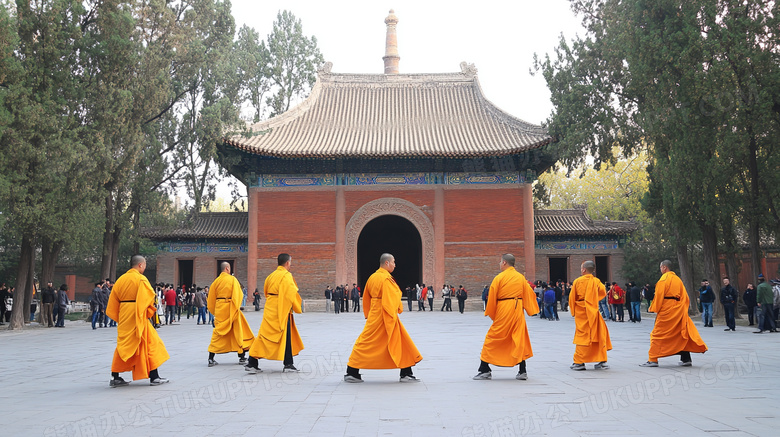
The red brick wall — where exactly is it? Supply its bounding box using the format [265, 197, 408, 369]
[256, 245, 335, 298]
[442, 188, 526, 291]
[255, 191, 337, 297]
[443, 189, 524, 242]
[257, 191, 336, 243]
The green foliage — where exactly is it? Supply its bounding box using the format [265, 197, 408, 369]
[235, 25, 271, 122]
[264, 10, 324, 117]
[0, 2, 327, 286]
[535, 0, 780, 284]
[537, 149, 650, 225]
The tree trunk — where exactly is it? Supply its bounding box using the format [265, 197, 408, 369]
[722, 221, 742, 319]
[23, 256, 34, 323]
[101, 194, 116, 281]
[746, 132, 764, 280]
[747, 217, 762, 280]
[676, 243, 697, 315]
[110, 224, 121, 281]
[8, 236, 34, 330]
[132, 201, 141, 255]
[41, 237, 64, 286]
[702, 223, 721, 317]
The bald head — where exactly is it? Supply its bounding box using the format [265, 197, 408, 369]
[131, 255, 145, 267]
[660, 259, 673, 273]
[131, 255, 146, 274]
[220, 262, 230, 273]
[581, 260, 596, 274]
[379, 253, 396, 273]
[502, 254, 515, 267]
[380, 253, 394, 266]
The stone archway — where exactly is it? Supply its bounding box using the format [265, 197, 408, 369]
[345, 198, 435, 287]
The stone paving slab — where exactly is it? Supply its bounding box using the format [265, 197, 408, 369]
[1, 308, 777, 436]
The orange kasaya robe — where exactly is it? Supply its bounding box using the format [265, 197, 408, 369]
[249, 266, 304, 361]
[347, 267, 422, 369]
[480, 267, 539, 367]
[106, 269, 170, 380]
[570, 274, 612, 364]
[648, 271, 708, 361]
[207, 272, 254, 354]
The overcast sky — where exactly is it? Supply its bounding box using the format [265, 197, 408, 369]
[231, 0, 585, 125]
[207, 1, 586, 203]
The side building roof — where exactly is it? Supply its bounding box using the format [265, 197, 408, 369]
[140, 212, 248, 240]
[224, 63, 552, 159]
[535, 209, 639, 237]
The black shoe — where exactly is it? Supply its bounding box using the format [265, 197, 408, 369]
[724, 328, 731, 331]
[150, 377, 170, 386]
[283, 364, 299, 372]
[110, 377, 129, 388]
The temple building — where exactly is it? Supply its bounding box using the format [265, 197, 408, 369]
[144, 11, 639, 297]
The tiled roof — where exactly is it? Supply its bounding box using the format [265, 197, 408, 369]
[534, 209, 639, 237]
[225, 63, 551, 159]
[141, 212, 247, 240]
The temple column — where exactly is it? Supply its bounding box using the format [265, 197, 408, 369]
[247, 188, 258, 296]
[434, 186, 445, 290]
[522, 183, 536, 280]
[335, 187, 346, 284]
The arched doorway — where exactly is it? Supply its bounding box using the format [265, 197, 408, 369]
[357, 215, 422, 291]
[344, 197, 437, 291]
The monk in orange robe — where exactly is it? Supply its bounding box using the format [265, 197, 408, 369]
[106, 255, 170, 387]
[344, 253, 423, 383]
[640, 260, 707, 367]
[473, 253, 539, 381]
[207, 262, 254, 367]
[570, 260, 612, 370]
[246, 253, 303, 373]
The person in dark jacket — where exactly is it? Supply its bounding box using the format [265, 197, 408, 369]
[252, 288, 261, 311]
[351, 284, 361, 312]
[456, 286, 468, 313]
[743, 283, 757, 326]
[0, 283, 8, 324]
[698, 279, 715, 327]
[41, 282, 56, 328]
[624, 282, 634, 321]
[100, 283, 112, 327]
[644, 284, 655, 311]
[324, 286, 332, 313]
[333, 286, 342, 314]
[720, 277, 738, 331]
[755, 275, 776, 333]
[543, 284, 557, 320]
[55, 284, 70, 327]
[91, 282, 105, 329]
[629, 282, 643, 322]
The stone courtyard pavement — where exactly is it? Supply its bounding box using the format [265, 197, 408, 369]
[2, 308, 777, 436]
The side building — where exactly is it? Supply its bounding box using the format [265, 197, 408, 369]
[534, 208, 639, 286]
[141, 212, 249, 292]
